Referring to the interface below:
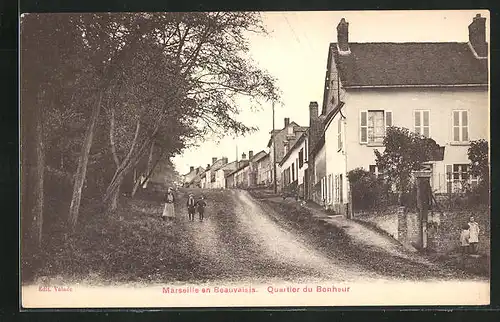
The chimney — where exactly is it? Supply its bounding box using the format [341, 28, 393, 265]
[222, 157, 228, 165]
[468, 13, 487, 58]
[337, 18, 350, 53]
[212, 157, 217, 164]
[241, 152, 247, 160]
[190, 166, 194, 172]
[284, 117, 290, 128]
[248, 150, 254, 159]
[308, 101, 321, 158]
[309, 101, 319, 121]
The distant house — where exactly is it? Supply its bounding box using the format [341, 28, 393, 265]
[279, 131, 309, 199]
[226, 158, 250, 189]
[314, 14, 488, 215]
[254, 151, 272, 186]
[215, 160, 239, 189]
[182, 166, 205, 188]
[247, 150, 268, 187]
[203, 157, 228, 189]
[268, 118, 308, 191]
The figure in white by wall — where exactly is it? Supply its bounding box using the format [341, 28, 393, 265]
[459, 223, 470, 256]
[468, 216, 480, 254]
[162, 187, 176, 221]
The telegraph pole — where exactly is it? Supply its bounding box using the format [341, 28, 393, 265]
[272, 100, 278, 194]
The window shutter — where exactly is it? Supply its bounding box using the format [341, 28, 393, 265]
[414, 110, 421, 135]
[385, 110, 393, 128]
[462, 111, 469, 141]
[453, 111, 460, 141]
[360, 110, 367, 143]
[423, 110, 430, 138]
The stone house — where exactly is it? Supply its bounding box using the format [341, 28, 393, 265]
[278, 131, 309, 199]
[182, 166, 205, 188]
[202, 157, 228, 189]
[268, 118, 308, 191]
[317, 14, 488, 215]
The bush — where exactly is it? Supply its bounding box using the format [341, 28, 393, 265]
[348, 168, 391, 211]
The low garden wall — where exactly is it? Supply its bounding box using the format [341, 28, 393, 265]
[356, 206, 490, 255]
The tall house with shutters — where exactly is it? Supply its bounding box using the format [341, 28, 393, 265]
[319, 14, 488, 216]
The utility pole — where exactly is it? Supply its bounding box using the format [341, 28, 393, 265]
[272, 100, 278, 194]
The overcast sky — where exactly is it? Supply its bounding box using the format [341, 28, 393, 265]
[172, 10, 490, 175]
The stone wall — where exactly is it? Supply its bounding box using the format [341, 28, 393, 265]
[356, 206, 490, 255]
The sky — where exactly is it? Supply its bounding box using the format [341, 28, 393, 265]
[172, 10, 490, 175]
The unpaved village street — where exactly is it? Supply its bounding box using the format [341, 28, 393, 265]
[146, 188, 473, 284]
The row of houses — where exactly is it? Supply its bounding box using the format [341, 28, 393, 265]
[183, 14, 488, 216]
[182, 150, 273, 190]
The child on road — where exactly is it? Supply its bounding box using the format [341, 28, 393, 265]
[187, 193, 196, 222]
[196, 196, 207, 222]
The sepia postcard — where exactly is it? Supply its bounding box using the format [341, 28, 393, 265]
[20, 10, 490, 308]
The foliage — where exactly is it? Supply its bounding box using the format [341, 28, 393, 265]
[347, 168, 391, 210]
[374, 126, 441, 205]
[468, 139, 489, 184]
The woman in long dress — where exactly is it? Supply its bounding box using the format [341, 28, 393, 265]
[162, 187, 176, 221]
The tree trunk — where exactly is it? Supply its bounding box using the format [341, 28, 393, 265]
[32, 101, 45, 247]
[131, 141, 155, 197]
[108, 176, 122, 212]
[68, 91, 103, 231]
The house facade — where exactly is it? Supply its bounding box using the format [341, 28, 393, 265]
[279, 132, 309, 198]
[214, 160, 238, 189]
[182, 166, 205, 188]
[226, 158, 250, 189]
[268, 118, 308, 191]
[202, 157, 228, 189]
[256, 153, 272, 186]
[319, 15, 488, 215]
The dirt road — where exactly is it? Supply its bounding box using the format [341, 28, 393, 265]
[169, 189, 464, 284]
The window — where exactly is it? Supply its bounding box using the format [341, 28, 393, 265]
[291, 163, 295, 182]
[414, 110, 430, 138]
[452, 110, 469, 142]
[287, 125, 293, 135]
[339, 174, 343, 203]
[337, 118, 343, 151]
[328, 174, 332, 204]
[360, 110, 392, 144]
[299, 148, 304, 168]
[283, 167, 291, 186]
[446, 164, 479, 193]
[321, 176, 327, 202]
[304, 139, 308, 161]
[334, 175, 339, 203]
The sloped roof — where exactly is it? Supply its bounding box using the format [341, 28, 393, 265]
[267, 121, 307, 148]
[251, 150, 268, 163]
[279, 132, 308, 167]
[226, 160, 250, 177]
[331, 42, 488, 88]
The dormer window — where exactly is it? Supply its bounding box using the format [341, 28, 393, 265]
[287, 126, 293, 135]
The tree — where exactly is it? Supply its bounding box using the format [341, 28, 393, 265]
[468, 139, 489, 202]
[21, 13, 86, 246]
[374, 126, 440, 206]
[99, 12, 279, 209]
[468, 139, 489, 183]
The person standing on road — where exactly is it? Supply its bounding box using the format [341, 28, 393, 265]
[196, 195, 207, 222]
[162, 187, 176, 221]
[187, 193, 196, 222]
[468, 216, 480, 254]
